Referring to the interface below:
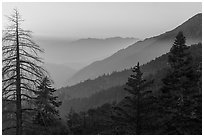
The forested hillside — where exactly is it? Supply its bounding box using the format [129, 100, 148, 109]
[64, 38, 202, 134]
[59, 43, 201, 119]
[57, 13, 202, 100]
[57, 51, 169, 99]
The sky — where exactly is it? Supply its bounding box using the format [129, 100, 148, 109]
[2, 2, 202, 65]
[2, 2, 201, 39]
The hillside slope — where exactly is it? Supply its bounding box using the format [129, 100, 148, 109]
[57, 52, 168, 99]
[59, 43, 202, 118]
[69, 13, 202, 85]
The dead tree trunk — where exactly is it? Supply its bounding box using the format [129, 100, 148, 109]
[2, 9, 45, 134]
[15, 13, 22, 134]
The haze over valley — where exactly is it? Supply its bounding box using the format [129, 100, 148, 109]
[2, 2, 201, 88]
[37, 36, 139, 87]
[2, 2, 202, 135]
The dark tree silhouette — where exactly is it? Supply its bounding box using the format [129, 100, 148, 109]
[66, 107, 84, 134]
[112, 62, 153, 134]
[33, 77, 62, 129]
[2, 9, 45, 134]
[160, 32, 201, 134]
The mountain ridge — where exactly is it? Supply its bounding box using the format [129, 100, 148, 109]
[59, 43, 202, 118]
[68, 13, 202, 86]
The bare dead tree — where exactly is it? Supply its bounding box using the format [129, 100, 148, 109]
[2, 9, 46, 135]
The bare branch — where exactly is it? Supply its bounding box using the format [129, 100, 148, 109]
[2, 126, 16, 132]
[22, 108, 35, 111]
[3, 82, 16, 91]
[19, 52, 42, 63]
[21, 94, 36, 99]
[20, 67, 42, 78]
[2, 75, 17, 82]
[21, 84, 38, 94]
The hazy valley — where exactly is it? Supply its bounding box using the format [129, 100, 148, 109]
[2, 3, 202, 135]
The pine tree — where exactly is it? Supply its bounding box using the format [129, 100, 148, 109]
[112, 62, 153, 134]
[2, 9, 45, 134]
[33, 77, 62, 129]
[160, 31, 201, 134]
[66, 107, 83, 134]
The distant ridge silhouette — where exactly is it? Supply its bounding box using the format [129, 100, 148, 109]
[69, 13, 202, 86]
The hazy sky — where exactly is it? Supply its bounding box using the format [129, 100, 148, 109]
[2, 2, 202, 66]
[2, 2, 201, 39]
